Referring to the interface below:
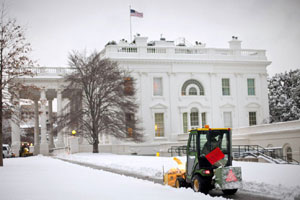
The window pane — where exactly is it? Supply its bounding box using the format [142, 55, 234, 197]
[249, 112, 257, 126]
[247, 79, 255, 95]
[190, 108, 199, 127]
[183, 112, 188, 133]
[124, 77, 134, 96]
[201, 112, 206, 128]
[125, 113, 135, 137]
[222, 78, 230, 96]
[190, 134, 197, 152]
[188, 87, 197, 95]
[181, 79, 204, 96]
[153, 78, 163, 96]
[155, 113, 164, 137]
[224, 112, 232, 128]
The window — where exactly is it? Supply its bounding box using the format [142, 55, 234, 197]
[224, 112, 232, 128]
[153, 77, 163, 96]
[188, 87, 197, 95]
[154, 113, 164, 137]
[124, 77, 134, 96]
[247, 78, 255, 95]
[222, 78, 230, 96]
[201, 112, 206, 128]
[189, 133, 197, 152]
[181, 79, 204, 96]
[190, 108, 199, 127]
[249, 112, 257, 126]
[286, 147, 293, 162]
[125, 113, 135, 137]
[183, 112, 188, 133]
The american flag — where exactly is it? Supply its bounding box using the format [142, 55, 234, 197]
[130, 9, 143, 18]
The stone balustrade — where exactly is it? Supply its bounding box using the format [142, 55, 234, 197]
[101, 45, 267, 61]
[30, 67, 75, 76]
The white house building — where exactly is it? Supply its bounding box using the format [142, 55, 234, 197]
[15, 35, 296, 159]
[100, 35, 271, 145]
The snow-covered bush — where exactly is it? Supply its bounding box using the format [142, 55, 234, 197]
[268, 69, 300, 122]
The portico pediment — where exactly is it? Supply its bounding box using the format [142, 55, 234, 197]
[220, 103, 235, 108]
[187, 101, 209, 109]
[245, 102, 261, 108]
[149, 103, 168, 109]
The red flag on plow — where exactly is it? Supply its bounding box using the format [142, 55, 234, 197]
[205, 147, 225, 165]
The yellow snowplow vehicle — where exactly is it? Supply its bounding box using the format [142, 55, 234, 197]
[164, 126, 242, 195]
[20, 142, 33, 157]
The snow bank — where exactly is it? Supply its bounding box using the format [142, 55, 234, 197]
[0, 156, 225, 200]
[233, 161, 300, 200]
[57, 153, 300, 200]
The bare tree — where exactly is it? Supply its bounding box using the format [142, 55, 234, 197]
[0, 5, 34, 166]
[61, 51, 143, 153]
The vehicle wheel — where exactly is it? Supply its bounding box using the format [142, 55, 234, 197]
[175, 177, 186, 188]
[222, 189, 238, 195]
[192, 175, 209, 194]
[2, 154, 4, 158]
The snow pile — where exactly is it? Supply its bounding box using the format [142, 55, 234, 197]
[0, 156, 225, 200]
[58, 153, 180, 179]
[57, 153, 300, 200]
[233, 161, 300, 200]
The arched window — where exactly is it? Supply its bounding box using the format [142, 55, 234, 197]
[286, 147, 292, 162]
[181, 79, 204, 96]
[190, 108, 199, 127]
[188, 87, 197, 95]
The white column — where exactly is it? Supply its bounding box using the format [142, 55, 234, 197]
[260, 73, 269, 124]
[48, 99, 55, 149]
[10, 93, 21, 156]
[56, 89, 65, 147]
[39, 89, 49, 155]
[33, 99, 40, 155]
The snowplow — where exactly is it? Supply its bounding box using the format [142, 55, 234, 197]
[164, 126, 242, 195]
[19, 142, 33, 157]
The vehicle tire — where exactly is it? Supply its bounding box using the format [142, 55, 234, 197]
[222, 189, 238, 195]
[192, 175, 209, 194]
[2, 154, 5, 158]
[175, 177, 186, 188]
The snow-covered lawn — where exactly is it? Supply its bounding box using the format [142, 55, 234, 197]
[57, 153, 300, 200]
[0, 156, 226, 200]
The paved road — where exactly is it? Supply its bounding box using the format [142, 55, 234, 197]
[55, 157, 278, 200]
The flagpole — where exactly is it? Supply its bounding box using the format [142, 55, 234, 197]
[129, 5, 132, 43]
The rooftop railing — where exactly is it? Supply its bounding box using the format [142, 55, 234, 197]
[29, 67, 75, 76]
[101, 45, 267, 61]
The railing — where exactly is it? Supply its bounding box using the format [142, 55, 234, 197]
[29, 67, 75, 76]
[168, 145, 187, 157]
[117, 47, 138, 53]
[147, 48, 166, 54]
[174, 48, 207, 54]
[232, 145, 299, 165]
[104, 44, 267, 60]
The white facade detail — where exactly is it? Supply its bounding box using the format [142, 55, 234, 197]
[100, 36, 271, 144]
[16, 35, 282, 157]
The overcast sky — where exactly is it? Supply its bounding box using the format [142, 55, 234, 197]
[4, 0, 300, 76]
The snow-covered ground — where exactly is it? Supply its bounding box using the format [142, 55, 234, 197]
[0, 156, 225, 200]
[57, 153, 300, 200]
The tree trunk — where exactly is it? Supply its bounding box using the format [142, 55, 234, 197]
[92, 137, 99, 153]
[0, 45, 3, 167]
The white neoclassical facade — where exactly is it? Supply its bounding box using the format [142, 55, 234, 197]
[12, 35, 276, 156]
[101, 35, 271, 144]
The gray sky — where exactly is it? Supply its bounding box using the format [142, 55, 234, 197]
[5, 0, 300, 76]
